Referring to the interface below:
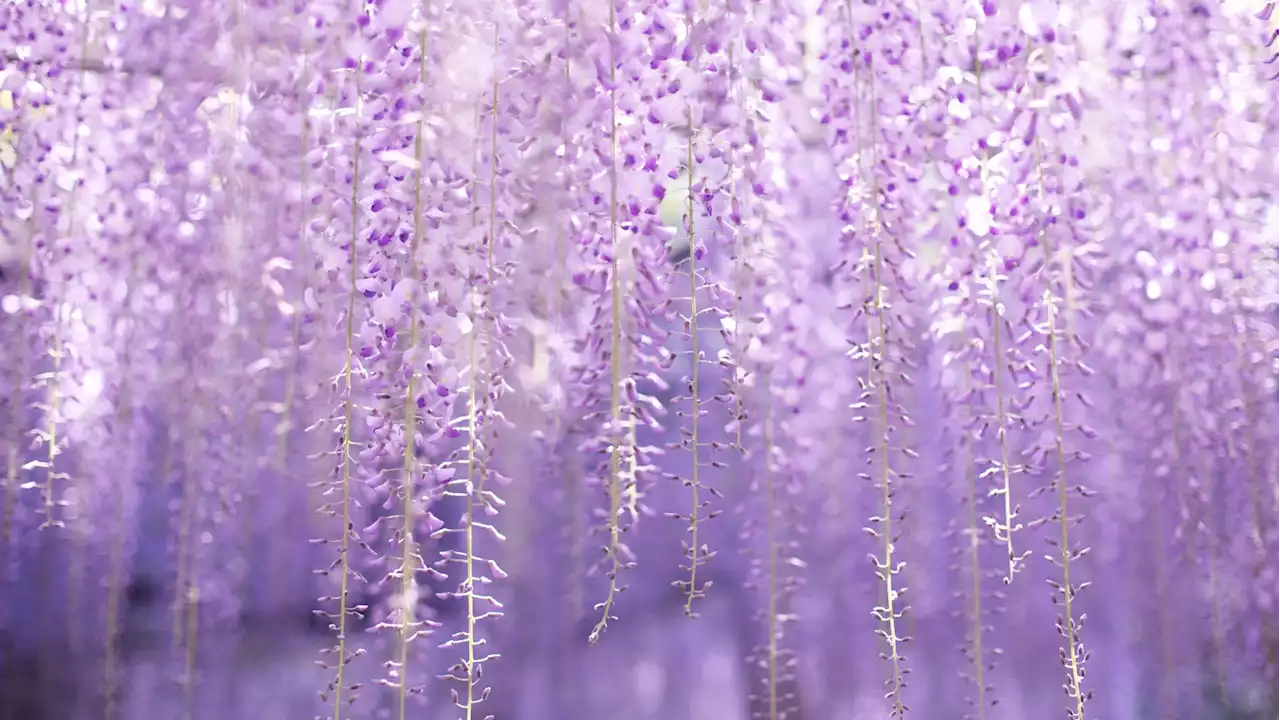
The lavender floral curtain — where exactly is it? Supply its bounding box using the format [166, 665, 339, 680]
[0, 1, 1276, 719]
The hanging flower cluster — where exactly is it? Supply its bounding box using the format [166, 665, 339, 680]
[0, 0, 1276, 719]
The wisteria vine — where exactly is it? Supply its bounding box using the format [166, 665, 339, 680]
[0, 1, 1276, 720]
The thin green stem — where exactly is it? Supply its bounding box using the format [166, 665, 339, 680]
[1031, 141, 1086, 720]
[864, 54, 907, 717]
[763, 397, 779, 720]
[102, 270, 137, 720]
[464, 323, 480, 720]
[682, 0, 704, 618]
[590, 0, 623, 645]
[988, 258, 1018, 584]
[961, 365, 987, 720]
[332, 51, 365, 720]
[393, 9, 430, 720]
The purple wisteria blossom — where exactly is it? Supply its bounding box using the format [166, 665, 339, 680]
[0, 1, 1275, 719]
